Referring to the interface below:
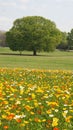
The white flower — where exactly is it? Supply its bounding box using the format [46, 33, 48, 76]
[65, 90, 70, 94]
[38, 102, 41, 105]
[47, 91, 49, 93]
[64, 104, 68, 106]
[64, 110, 68, 113]
[14, 115, 21, 119]
[16, 100, 21, 104]
[20, 86, 24, 90]
[49, 114, 54, 117]
[14, 114, 26, 119]
[55, 109, 59, 112]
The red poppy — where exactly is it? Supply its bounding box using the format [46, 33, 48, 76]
[53, 127, 59, 130]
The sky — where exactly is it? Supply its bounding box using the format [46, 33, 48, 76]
[0, 0, 73, 32]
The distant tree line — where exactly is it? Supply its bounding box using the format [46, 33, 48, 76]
[0, 16, 73, 55]
[57, 30, 73, 51]
[0, 31, 6, 47]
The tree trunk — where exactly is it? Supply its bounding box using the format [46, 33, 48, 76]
[19, 51, 22, 56]
[33, 50, 37, 56]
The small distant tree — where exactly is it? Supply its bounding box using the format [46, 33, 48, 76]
[57, 32, 68, 50]
[67, 29, 73, 50]
[6, 16, 62, 55]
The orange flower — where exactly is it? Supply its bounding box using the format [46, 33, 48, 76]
[28, 97, 32, 100]
[47, 120, 52, 123]
[4, 125, 9, 129]
[39, 105, 44, 109]
[34, 118, 39, 122]
[7, 113, 15, 120]
[53, 127, 59, 130]
[37, 110, 42, 115]
[16, 119, 22, 123]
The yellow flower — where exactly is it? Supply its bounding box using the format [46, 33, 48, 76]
[52, 117, 59, 127]
[65, 116, 72, 122]
[9, 98, 14, 101]
[46, 109, 51, 114]
[31, 93, 36, 99]
[63, 108, 67, 110]
[47, 102, 58, 107]
[34, 100, 38, 107]
[24, 120, 29, 124]
[62, 110, 68, 118]
[30, 111, 35, 115]
[10, 87, 15, 92]
[43, 94, 48, 98]
[3, 100, 8, 105]
[0, 120, 2, 125]
[70, 110, 73, 112]
[34, 102, 38, 107]
[2, 115, 7, 119]
[20, 90, 24, 95]
[36, 87, 44, 93]
[25, 105, 32, 111]
[20, 123, 25, 127]
[0, 83, 3, 88]
[42, 119, 46, 122]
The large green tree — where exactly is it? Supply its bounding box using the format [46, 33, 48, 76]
[6, 16, 62, 55]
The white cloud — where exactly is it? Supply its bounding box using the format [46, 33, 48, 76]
[19, 0, 29, 3]
[18, 5, 27, 10]
[56, 0, 73, 2]
[0, 17, 13, 31]
[0, 2, 16, 7]
[17, 0, 29, 10]
[0, 17, 11, 22]
[18, 0, 30, 10]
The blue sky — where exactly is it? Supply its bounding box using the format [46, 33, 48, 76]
[0, 0, 73, 32]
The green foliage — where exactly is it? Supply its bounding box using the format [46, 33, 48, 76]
[67, 29, 73, 50]
[57, 32, 68, 50]
[6, 16, 62, 55]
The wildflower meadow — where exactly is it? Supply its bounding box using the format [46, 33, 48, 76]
[0, 68, 73, 130]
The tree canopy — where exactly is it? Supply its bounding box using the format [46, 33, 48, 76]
[6, 16, 62, 55]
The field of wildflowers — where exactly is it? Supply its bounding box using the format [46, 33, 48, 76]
[0, 68, 73, 130]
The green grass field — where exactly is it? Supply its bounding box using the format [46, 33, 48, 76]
[0, 47, 73, 70]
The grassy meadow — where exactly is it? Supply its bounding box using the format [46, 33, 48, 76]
[0, 47, 73, 70]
